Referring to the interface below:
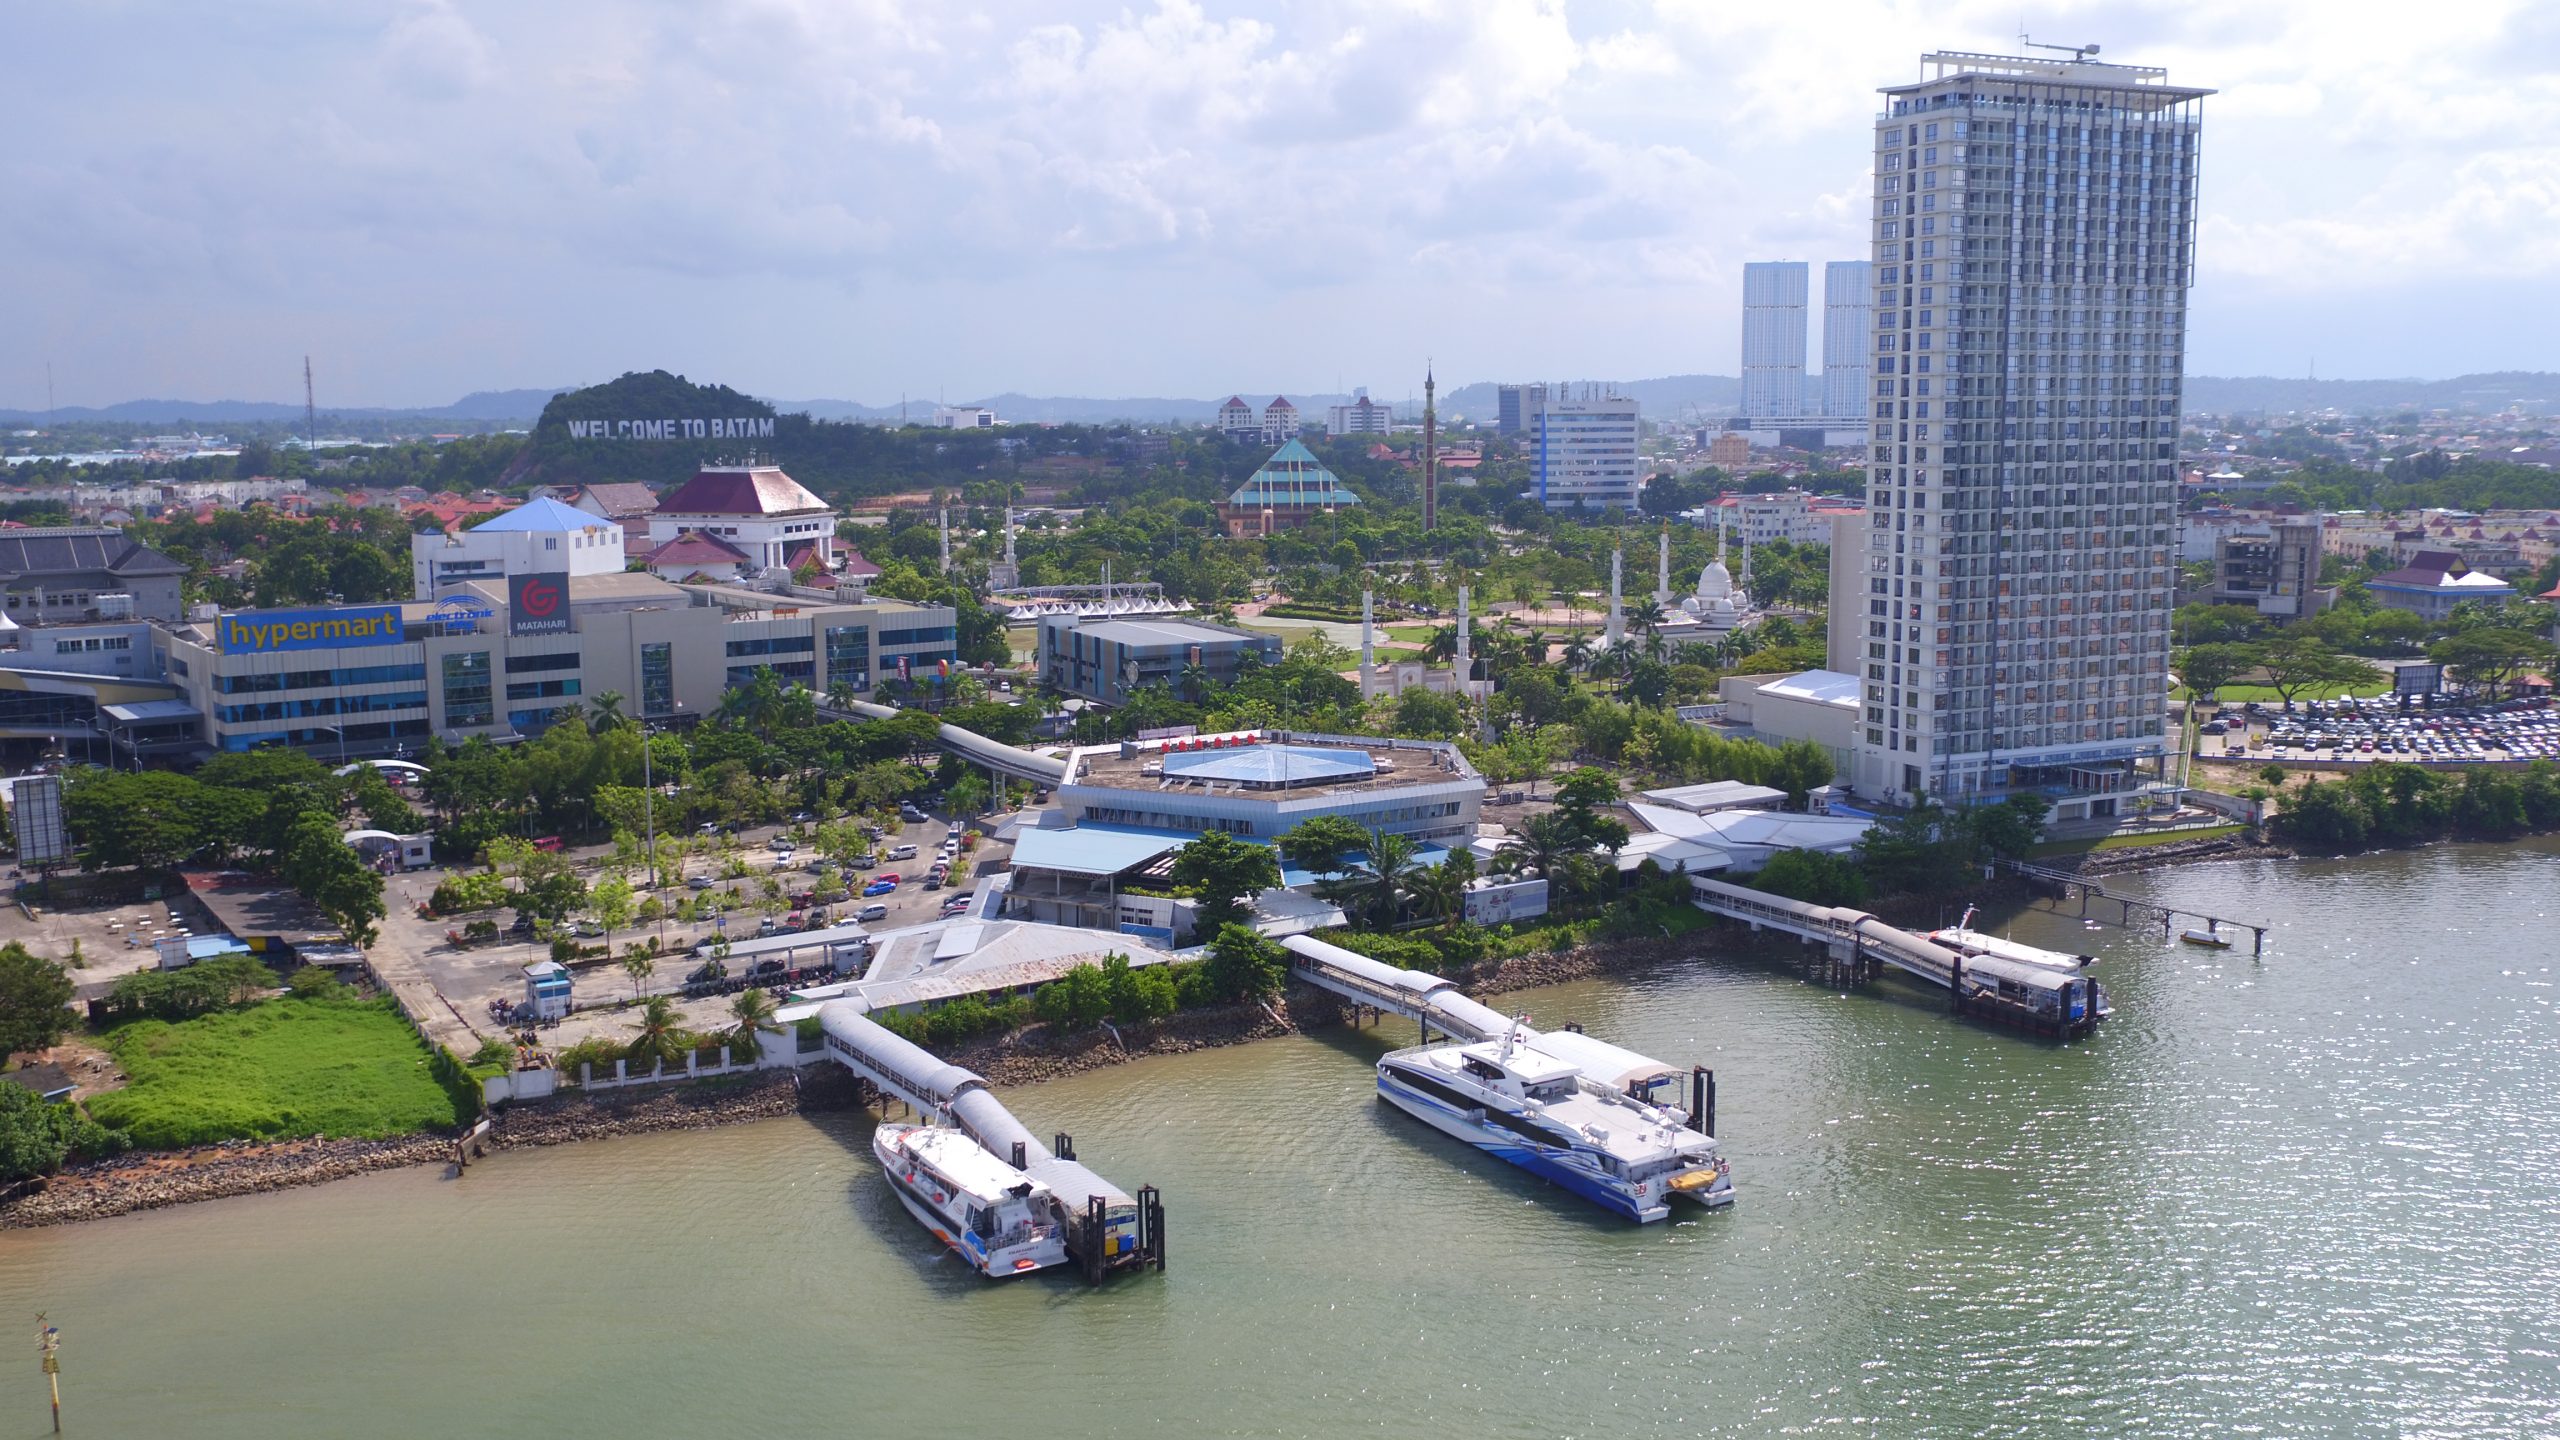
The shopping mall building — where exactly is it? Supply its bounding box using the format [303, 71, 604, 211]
[151, 574, 957, 755]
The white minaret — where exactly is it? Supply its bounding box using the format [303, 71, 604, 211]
[1004, 506, 1017, 568]
[1456, 585, 1472, 684]
[938, 506, 950, 575]
[1605, 546, 1624, 645]
[1655, 525, 1673, 606]
[1360, 589, 1376, 677]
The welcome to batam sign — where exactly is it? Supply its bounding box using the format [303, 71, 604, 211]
[563, 417, 777, 440]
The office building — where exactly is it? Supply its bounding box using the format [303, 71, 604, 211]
[1708, 431, 1753, 469]
[1740, 262, 1809, 418]
[1216, 439, 1362, 537]
[1526, 391, 1641, 510]
[1855, 49, 2209, 810]
[0, 528, 187, 625]
[1217, 396, 1261, 442]
[1035, 614, 1283, 707]
[410, 497, 627, 599]
[2366, 552, 2514, 621]
[932, 405, 997, 428]
[1262, 397, 1300, 445]
[157, 576, 957, 756]
[1326, 390, 1392, 438]
[1821, 260, 1876, 417]
[2204, 520, 2326, 618]
[645, 463, 839, 578]
[1496, 383, 1547, 436]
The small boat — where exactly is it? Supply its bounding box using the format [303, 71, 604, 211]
[2180, 926, 2233, 949]
[1930, 911, 2112, 1019]
[871, 1122, 1069, 1277]
[1375, 1015, 1732, 1223]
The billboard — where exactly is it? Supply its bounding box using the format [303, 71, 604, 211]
[218, 605, 404, 655]
[13, 774, 70, 867]
[509, 572, 571, 636]
[562, 417, 775, 441]
[1464, 877, 1549, 926]
[2393, 663, 2444, 696]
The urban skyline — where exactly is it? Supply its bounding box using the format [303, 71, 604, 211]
[3, 2, 2551, 410]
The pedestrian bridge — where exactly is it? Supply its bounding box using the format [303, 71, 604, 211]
[819, 700, 1069, 786]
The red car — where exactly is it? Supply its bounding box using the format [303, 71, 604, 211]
[877, 873, 901, 886]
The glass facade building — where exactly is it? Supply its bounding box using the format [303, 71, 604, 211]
[1859, 50, 2208, 804]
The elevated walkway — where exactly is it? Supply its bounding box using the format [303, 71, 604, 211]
[1279, 935, 1511, 1043]
[816, 997, 1162, 1280]
[820, 699, 1067, 785]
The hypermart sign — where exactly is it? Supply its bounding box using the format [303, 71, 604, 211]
[219, 605, 404, 655]
[563, 417, 775, 441]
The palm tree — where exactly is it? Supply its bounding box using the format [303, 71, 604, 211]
[827, 680, 860, 711]
[730, 986, 779, 1060]
[1350, 826, 1424, 930]
[627, 995, 690, 1071]
[1408, 849, 1477, 931]
[587, 690, 627, 729]
[1562, 636, 1595, 675]
[1494, 809, 1577, 880]
[1178, 660, 1210, 705]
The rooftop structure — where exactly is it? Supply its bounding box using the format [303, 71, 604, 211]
[0, 526, 187, 625]
[410, 496, 626, 599]
[2367, 551, 2515, 620]
[1057, 728, 1482, 846]
[1036, 612, 1282, 707]
[648, 463, 838, 578]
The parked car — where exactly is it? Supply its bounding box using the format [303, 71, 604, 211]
[941, 897, 973, 916]
[857, 903, 889, 922]
[886, 844, 918, 861]
[863, 879, 897, 897]
[688, 875, 715, 890]
[923, 875, 942, 892]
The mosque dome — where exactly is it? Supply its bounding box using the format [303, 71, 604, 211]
[1697, 560, 1733, 601]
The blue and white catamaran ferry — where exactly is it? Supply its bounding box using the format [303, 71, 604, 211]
[1375, 1017, 1734, 1222]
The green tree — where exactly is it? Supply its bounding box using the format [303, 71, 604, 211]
[0, 941, 76, 1059]
[0, 1083, 126, 1184]
[279, 811, 386, 947]
[1197, 924, 1286, 1002]
[2174, 642, 2260, 699]
[626, 995, 690, 1070]
[2430, 628, 2551, 700]
[1748, 848, 1870, 906]
[1277, 814, 1369, 886]
[588, 875, 636, 955]
[2257, 633, 2380, 709]
[729, 985, 778, 1059]
[1168, 830, 1280, 935]
[1338, 826, 1423, 930]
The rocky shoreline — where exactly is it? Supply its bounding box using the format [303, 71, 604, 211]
[0, 930, 1728, 1229]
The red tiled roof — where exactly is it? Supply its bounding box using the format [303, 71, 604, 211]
[644, 531, 751, 566]
[839, 549, 881, 579]
[655, 465, 828, 517]
[569, 482, 660, 518]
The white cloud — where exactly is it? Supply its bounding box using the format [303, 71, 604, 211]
[0, 0, 2552, 405]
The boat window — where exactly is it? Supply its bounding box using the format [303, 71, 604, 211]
[968, 1205, 993, 1236]
[1461, 1057, 1506, 1083]
[1524, 1079, 1574, 1102]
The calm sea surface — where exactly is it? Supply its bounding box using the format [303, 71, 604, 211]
[5, 840, 2557, 1438]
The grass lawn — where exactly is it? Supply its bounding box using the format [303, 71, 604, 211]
[2031, 823, 2246, 858]
[88, 996, 468, 1149]
[1383, 624, 1440, 643]
[2172, 680, 2390, 702]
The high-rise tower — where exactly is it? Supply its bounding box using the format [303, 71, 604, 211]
[1820, 260, 1875, 417]
[1856, 48, 2209, 806]
[1739, 262, 1809, 417]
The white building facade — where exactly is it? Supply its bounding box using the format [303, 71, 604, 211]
[1527, 392, 1642, 511]
[1326, 391, 1392, 437]
[409, 497, 627, 599]
[1855, 50, 2207, 807]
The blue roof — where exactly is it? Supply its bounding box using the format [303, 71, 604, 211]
[1162, 743, 1373, 785]
[470, 497, 610, 533]
[1226, 439, 1361, 509]
[1010, 824, 1192, 877]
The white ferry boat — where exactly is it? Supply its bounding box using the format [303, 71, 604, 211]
[1930, 910, 2114, 1019]
[1375, 1018, 1733, 1222]
[872, 1123, 1070, 1277]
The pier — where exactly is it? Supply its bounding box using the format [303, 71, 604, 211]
[2001, 860, 2271, 956]
[1280, 935, 1720, 1134]
[816, 998, 1166, 1282]
[1684, 874, 2105, 1040]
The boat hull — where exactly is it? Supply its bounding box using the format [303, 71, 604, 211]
[871, 1127, 1069, 1278]
[1376, 1068, 1726, 1222]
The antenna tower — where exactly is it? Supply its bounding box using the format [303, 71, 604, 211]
[303, 356, 318, 451]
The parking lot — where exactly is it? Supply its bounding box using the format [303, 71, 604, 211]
[2198, 695, 2559, 766]
[372, 808, 1010, 1049]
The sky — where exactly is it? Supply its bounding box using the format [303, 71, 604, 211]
[4, 0, 2555, 409]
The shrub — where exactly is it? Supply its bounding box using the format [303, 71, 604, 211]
[92, 955, 277, 1026]
[556, 1035, 628, 1078]
[429, 871, 510, 914]
[0, 1085, 127, 1183]
[286, 966, 348, 1000]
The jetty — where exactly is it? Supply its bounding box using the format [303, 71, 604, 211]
[815, 998, 1166, 1282]
[2001, 860, 2271, 956]
[1280, 935, 1720, 1134]
[1684, 874, 2106, 1040]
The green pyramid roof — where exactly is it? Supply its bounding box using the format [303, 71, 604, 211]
[1226, 439, 1362, 509]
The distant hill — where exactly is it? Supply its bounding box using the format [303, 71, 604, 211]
[2181, 371, 2560, 416]
[0, 386, 572, 425]
[13, 370, 2554, 428]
